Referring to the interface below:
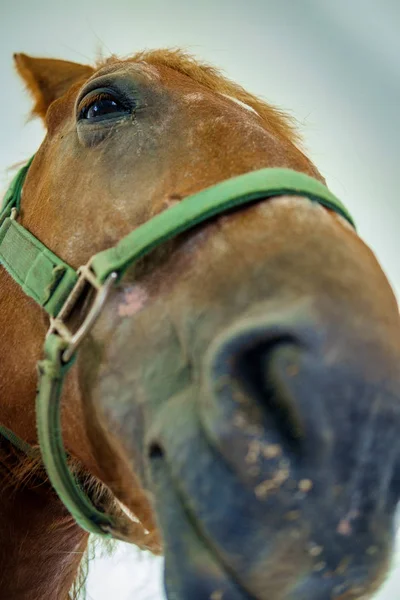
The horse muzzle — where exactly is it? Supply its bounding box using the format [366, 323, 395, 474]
[146, 299, 400, 600]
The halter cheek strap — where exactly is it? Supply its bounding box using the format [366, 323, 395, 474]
[0, 157, 356, 539]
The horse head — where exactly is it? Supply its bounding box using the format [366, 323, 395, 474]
[1, 50, 400, 600]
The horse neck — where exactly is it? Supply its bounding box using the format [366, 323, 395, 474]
[0, 272, 88, 598]
[0, 269, 45, 441]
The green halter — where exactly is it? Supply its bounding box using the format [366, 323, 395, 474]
[0, 156, 355, 539]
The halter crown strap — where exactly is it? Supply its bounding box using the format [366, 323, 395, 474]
[0, 156, 356, 539]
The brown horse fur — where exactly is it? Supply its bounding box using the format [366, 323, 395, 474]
[1, 48, 400, 600]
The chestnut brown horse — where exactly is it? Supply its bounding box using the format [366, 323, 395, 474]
[1, 49, 400, 600]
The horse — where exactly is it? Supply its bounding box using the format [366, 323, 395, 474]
[1, 48, 400, 600]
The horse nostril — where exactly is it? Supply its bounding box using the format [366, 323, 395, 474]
[148, 441, 165, 460]
[206, 312, 331, 461]
[233, 339, 305, 453]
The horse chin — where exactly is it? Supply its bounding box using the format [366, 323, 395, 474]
[149, 438, 386, 600]
[152, 455, 254, 600]
[144, 384, 393, 600]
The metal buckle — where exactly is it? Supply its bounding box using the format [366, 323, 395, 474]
[46, 263, 118, 363]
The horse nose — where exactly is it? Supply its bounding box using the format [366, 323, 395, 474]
[231, 339, 316, 452]
[203, 304, 332, 460]
[200, 303, 399, 593]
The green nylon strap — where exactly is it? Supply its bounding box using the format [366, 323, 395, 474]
[0, 157, 78, 317]
[0, 218, 78, 317]
[91, 167, 356, 284]
[0, 411, 112, 535]
[36, 334, 115, 536]
[0, 162, 355, 321]
[0, 414, 115, 536]
[0, 157, 35, 224]
[0, 424, 39, 458]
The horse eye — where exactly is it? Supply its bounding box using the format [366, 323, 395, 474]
[78, 93, 131, 121]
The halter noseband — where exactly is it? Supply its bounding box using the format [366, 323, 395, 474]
[0, 156, 355, 539]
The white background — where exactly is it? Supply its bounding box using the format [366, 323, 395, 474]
[1, 1, 399, 598]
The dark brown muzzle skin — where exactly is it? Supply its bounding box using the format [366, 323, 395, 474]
[154, 303, 399, 600]
[83, 196, 400, 600]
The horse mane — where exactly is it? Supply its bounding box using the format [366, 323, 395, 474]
[2, 447, 155, 599]
[0, 448, 110, 599]
[97, 48, 301, 146]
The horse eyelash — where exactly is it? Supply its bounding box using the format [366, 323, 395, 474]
[78, 92, 117, 111]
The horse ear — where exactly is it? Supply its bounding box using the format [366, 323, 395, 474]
[13, 53, 94, 120]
